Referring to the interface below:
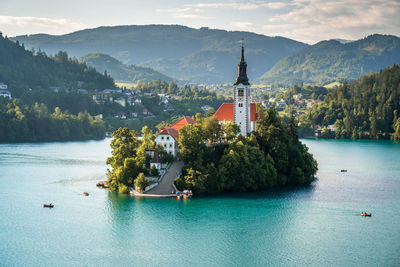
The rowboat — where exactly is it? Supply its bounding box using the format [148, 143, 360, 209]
[83, 192, 89, 196]
[43, 203, 54, 208]
[361, 212, 372, 217]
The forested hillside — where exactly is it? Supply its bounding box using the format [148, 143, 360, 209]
[260, 34, 400, 85]
[299, 65, 400, 140]
[80, 53, 173, 84]
[0, 34, 114, 97]
[11, 25, 308, 83]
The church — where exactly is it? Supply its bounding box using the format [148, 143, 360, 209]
[214, 43, 258, 136]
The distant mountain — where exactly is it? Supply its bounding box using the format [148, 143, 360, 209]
[11, 25, 308, 84]
[259, 34, 400, 85]
[80, 53, 174, 84]
[0, 34, 114, 95]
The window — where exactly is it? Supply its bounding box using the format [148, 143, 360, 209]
[169, 144, 172, 148]
[161, 136, 164, 140]
[238, 88, 244, 97]
[164, 144, 167, 148]
[166, 136, 170, 140]
[238, 103, 243, 107]
[239, 122, 242, 125]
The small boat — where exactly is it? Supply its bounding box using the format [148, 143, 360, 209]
[182, 190, 193, 199]
[176, 191, 182, 199]
[43, 203, 54, 208]
[96, 181, 109, 188]
[361, 212, 372, 217]
[83, 192, 89, 196]
[340, 169, 348, 172]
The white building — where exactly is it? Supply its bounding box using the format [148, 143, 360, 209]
[0, 89, 11, 99]
[155, 116, 197, 157]
[114, 97, 126, 107]
[155, 128, 179, 156]
[0, 83, 8, 90]
[214, 43, 258, 136]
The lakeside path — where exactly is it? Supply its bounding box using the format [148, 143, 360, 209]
[143, 159, 184, 196]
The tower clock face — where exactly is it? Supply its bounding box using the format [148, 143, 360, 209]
[238, 97, 243, 101]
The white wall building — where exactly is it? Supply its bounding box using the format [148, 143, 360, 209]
[155, 128, 179, 157]
[155, 116, 197, 157]
[0, 90, 11, 99]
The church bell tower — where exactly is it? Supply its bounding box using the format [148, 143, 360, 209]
[233, 41, 251, 136]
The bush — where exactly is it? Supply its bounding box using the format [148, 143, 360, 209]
[118, 184, 129, 194]
[135, 173, 151, 193]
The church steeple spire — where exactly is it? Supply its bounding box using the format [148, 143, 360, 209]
[234, 39, 249, 85]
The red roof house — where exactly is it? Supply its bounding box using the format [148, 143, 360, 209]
[171, 116, 197, 130]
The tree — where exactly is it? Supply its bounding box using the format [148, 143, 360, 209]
[224, 122, 240, 141]
[135, 173, 151, 193]
[202, 116, 224, 145]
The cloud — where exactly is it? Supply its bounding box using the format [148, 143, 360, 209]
[188, 3, 260, 10]
[264, 0, 400, 43]
[156, 6, 206, 19]
[0, 16, 87, 36]
[0, 16, 85, 29]
[188, 2, 290, 10]
[231, 21, 256, 29]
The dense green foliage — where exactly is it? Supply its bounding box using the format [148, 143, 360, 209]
[0, 98, 105, 142]
[175, 111, 317, 193]
[299, 65, 400, 139]
[0, 34, 114, 96]
[12, 25, 307, 83]
[135, 173, 152, 193]
[259, 34, 400, 85]
[106, 126, 171, 193]
[80, 53, 173, 84]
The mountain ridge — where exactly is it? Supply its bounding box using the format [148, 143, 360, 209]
[80, 52, 174, 84]
[11, 24, 308, 83]
[258, 34, 400, 85]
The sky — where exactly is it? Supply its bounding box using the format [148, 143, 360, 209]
[0, 0, 399, 44]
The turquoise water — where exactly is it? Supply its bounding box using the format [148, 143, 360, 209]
[0, 139, 399, 266]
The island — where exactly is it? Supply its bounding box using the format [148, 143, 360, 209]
[106, 44, 318, 195]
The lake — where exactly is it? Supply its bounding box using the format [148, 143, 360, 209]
[0, 139, 399, 266]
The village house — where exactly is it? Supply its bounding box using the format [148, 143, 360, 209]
[293, 93, 303, 101]
[0, 89, 11, 99]
[0, 82, 7, 90]
[114, 97, 126, 107]
[276, 99, 288, 109]
[155, 116, 197, 157]
[305, 99, 315, 108]
[114, 112, 127, 119]
[142, 108, 153, 116]
[93, 91, 113, 104]
[201, 105, 212, 112]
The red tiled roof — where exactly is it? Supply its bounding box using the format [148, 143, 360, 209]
[250, 103, 256, 121]
[214, 102, 257, 121]
[171, 116, 197, 130]
[159, 127, 179, 141]
[214, 103, 234, 121]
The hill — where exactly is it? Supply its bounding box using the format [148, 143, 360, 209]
[0, 34, 114, 96]
[259, 34, 400, 85]
[299, 64, 400, 140]
[11, 25, 308, 84]
[80, 53, 174, 84]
